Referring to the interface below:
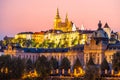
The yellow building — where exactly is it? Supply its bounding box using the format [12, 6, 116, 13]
[4, 44, 16, 56]
[54, 8, 74, 32]
[32, 32, 44, 43]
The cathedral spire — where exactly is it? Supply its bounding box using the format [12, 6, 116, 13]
[57, 8, 59, 15]
[65, 13, 68, 22]
[55, 8, 60, 19]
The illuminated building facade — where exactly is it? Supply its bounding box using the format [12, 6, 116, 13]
[103, 23, 111, 39]
[32, 32, 44, 43]
[84, 21, 120, 68]
[84, 38, 107, 65]
[4, 45, 16, 56]
[15, 32, 33, 40]
[16, 51, 84, 69]
[54, 8, 75, 32]
[4, 45, 84, 70]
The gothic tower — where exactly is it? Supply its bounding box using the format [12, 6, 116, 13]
[54, 8, 61, 30]
[53, 8, 73, 32]
[103, 23, 111, 39]
[65, 13, 68, 23]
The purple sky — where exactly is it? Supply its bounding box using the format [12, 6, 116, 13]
[0, 0, 120, 40]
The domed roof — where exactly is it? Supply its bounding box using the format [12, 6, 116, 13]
[92, 21, 108, 39]
[93, 29, 108, 38]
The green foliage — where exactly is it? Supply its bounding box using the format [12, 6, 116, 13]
[35, 55, 51, 77]
[101, 58, 110, 71]
[60, 57, 70, 71]
[10, 57, 25, 78]
[22, 40, 32, 47]
[42, 40, 49, 48]
[25, 59, 34, 72]
[87, 57, 95, 66]
[48, 42, 55, 48]
[112, 52, 120, 71]
[72, 38, 78, 46]
[0, 55, 25, 79]
[73, 58, 82, 69]
[84, 57, 99, 80]
[49, 57, 58, 70]
[1, 35, 81, 48]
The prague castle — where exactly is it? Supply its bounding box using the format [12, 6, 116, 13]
[1, 9, 120, 76]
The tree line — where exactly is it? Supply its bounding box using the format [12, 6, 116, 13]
[0, 55, 82, 79]
[0, 52, 120, 79]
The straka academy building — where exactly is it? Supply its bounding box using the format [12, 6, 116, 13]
[3, 9, 120, 70]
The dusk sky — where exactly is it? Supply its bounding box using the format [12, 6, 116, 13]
[0, 0, 120, 40]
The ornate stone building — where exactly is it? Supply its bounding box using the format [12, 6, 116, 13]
[54, 8, 75, 32]
[4, 45, 17, 56]
[84, 21, 109, 65]
[84, 21, 120, 68]
[4, 45, 84, 70]
[16, 51, 84, 70]
[103, 23, 111, 39]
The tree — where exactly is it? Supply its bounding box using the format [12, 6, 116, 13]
[64, 40, 69, 48]
[35, 55, 51, 78]
[0, 55, 25, 79]
[60, 57, 70, 71]
[87, 57, 95, 66]
[84, 57, 99, 80]
[23, 40, 32, 48]
[0, 55, 11, 79]
[48, 42, 55, 48]
[101, 58, 110, 72]
[42, 40, 49, 48]
[112, 52, 120, 72]
[25, 59, 34, 72]
[10, 57, 25, 79]
[72, 38, 78, 46]
[49, 57, 58, 70]
[73, 58, 82, 70]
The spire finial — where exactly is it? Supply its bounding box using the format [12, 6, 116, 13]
[65, 13, 68, 22]
[66, 13, 68, 19]
[57, 8, 59, 15]
[98, 20, 102, 29]
[55, 8, 60, 19]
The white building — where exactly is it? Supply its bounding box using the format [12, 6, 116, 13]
[15, 32, 33, 40]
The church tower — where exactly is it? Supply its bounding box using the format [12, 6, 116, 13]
[53, 8, 73, 32]
[65, 13, 68, 23]
[54, 8, 61, 30]
[103, 23, 111, 39]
